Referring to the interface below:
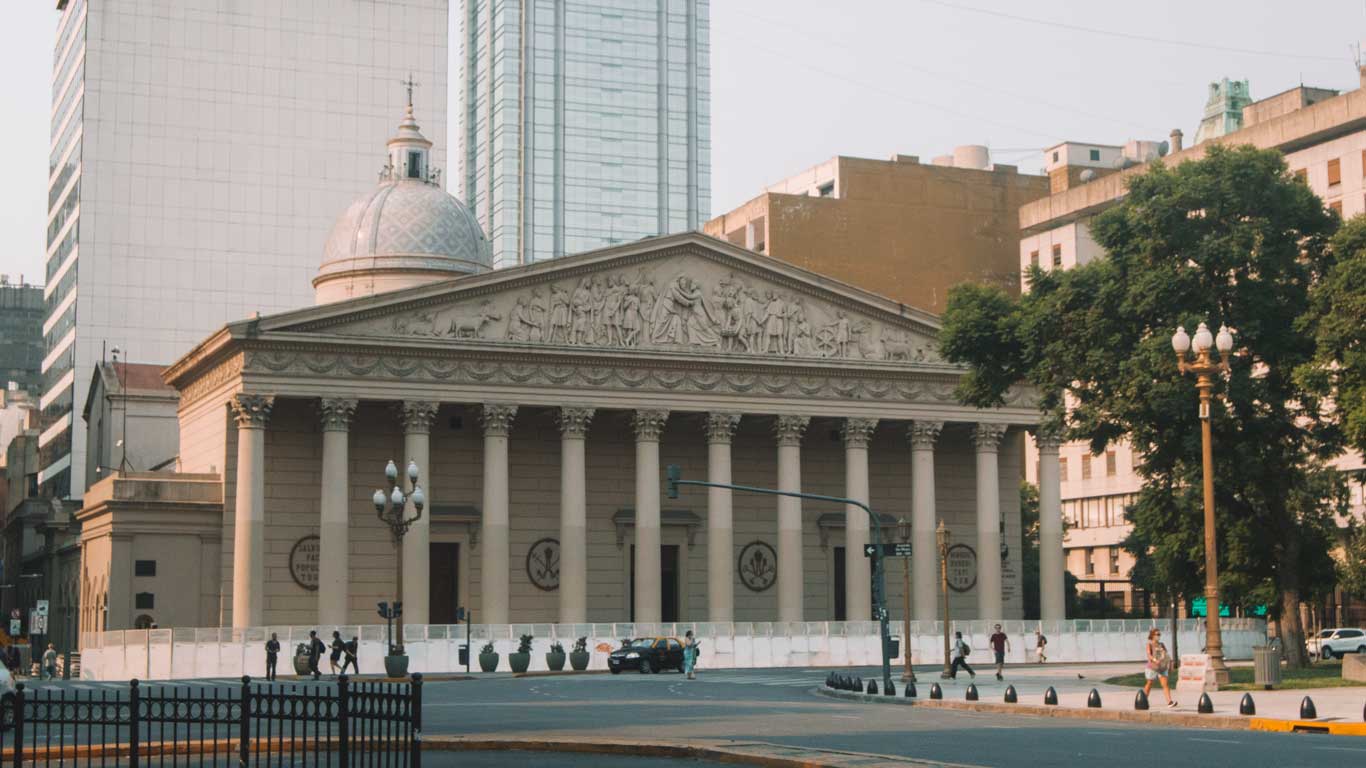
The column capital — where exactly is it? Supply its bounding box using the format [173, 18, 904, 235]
[230, 394, 274, 429]
[705, 412, 742, 444]
[318, 398, 358, 432]
[556, 406, 595, 438]
[907, 420, 942, 449]
[480, 403, 519, 437]
[632, 409, 670, 442]
[773, 415, 810, 447]
[398, 401, 440, 434]
[972, 423, 1009, 451]
[840, 417, 878, 448]
[1033, 423, 1064, 451]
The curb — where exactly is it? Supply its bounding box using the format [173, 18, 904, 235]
[512, 669, 612, 678]
[817, 687, 1365, 736]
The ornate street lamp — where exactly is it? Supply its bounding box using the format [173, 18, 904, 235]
[937, 519, 952, 679]
[373, 459, 424, 676]
[897, 517, 916, 682]
[1172, 321, 1235, 687]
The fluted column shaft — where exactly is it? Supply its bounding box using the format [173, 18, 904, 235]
[480, 404, 517, 625]
[633, 410, 669, 623]
[706, 413, 741, 623]
[318, 398, 357, 626]
[974, 424, 1008, 622]
[1037, 432, 1065, 622]
[842, 418, 878, 622]
[399, 402, 438, 626]
[558, 407, 594, 623]
[909, 421, 942, 622]
[775, 415, 810, 623]
[230, 394, 273, 629]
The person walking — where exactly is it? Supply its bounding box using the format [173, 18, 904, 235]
[949, 631, 975, 680]
[683, 631, 700, 680]
[1034, 629, 1048, 664]
[1142, 627, 1177, 708]
[265, 633, 280, 681]
[329, 631, 345, 674]
[988, 625, 1010, 681]
[307, 631, 325, 681]
[340, 636, 359, 675]
[41, 644, 57, 680]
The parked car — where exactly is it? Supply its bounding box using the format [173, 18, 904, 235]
[1307, 628, 1366, 660]
[607, 637, 685, 674]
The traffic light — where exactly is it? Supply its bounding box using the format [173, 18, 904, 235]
[666, 464, 681, 499]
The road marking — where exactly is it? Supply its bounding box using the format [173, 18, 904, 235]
[1084, 731, 1127, 737]
[1189, 738, 1242, 745]
[832, 715, 860, 720]
[1314, 746, 1366, 752]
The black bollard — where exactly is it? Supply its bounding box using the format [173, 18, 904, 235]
[930, 682, 943, 700]
[1239, 693, 1256, 716]
[966, 683, 979, 701]
[867, 679, 879, 695]
[1300, 696, 1317, 720]
[906, 682, 917, 698]
[1134, 689, 1149, 711]
[1087, 688, 1102, 708]
[1044, 686, 1058, 706]
[854, 676, 862, 692]
[1004, 685, 1017, 703]
[1198, 693, 1214, 714]
[885, 680, 896, 696]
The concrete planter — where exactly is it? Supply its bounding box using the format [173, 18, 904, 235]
[383, 654, 409, 678]
[509, 652, 531, 674]
[478, 652, 499, 673]
[546, 652, 566, 671]
[292, 654, 311, 676]
[569, 650, 590, 671]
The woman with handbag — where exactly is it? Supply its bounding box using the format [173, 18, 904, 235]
[683, 631, 700, 680]
[1142, 627, 1177, 708]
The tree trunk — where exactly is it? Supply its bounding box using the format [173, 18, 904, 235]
[1280, 590, 1307, 668]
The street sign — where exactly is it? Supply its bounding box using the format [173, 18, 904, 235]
[863, 543, 912, 558]
[35, 600, 49, 617]
[30, 615, 47, 635]
[8, 619, 19, 636]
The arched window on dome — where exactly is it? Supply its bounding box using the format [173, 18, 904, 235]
[408, 150, 424, 179]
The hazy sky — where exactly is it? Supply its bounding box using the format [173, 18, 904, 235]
[3, 1, 1363, 284]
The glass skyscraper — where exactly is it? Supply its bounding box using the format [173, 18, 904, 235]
[42, 0, 449, 499]
[458, 0, 710, 268]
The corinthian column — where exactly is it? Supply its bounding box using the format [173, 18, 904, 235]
[974, 423, 1008, 622]
[400, 401, 439, 625]
[908, 421, 942, 622]
[774, 415, 810, 623]
[480, 404, 518, 625]
[317, 398, 357, 626]
[706, 412, 741, 623]
[1036, 429, 1065, 623]
[632, 409, 669, 623]
[841, 418, 878, 622]
[557, 407, 594, 623]
[230, 394, 273, 629]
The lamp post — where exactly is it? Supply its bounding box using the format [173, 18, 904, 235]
[897, 517, 915, 682]
[937, 520, 952, 679]
[1171, 321, 1235, 687]
[373, 459, 424, 674]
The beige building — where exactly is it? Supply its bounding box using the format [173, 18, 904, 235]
[704, 151, 1049, 316]
[77, 109, 1065, 636]
[82, 361, 180, 487]
[1020, 71, 1366, 620]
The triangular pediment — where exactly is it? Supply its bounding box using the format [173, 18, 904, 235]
[262, 233, 946, 365]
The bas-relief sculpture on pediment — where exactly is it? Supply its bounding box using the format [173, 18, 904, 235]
[326, 256, 943, 364]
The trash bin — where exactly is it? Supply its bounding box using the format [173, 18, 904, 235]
[458, 644, 469, 667]
[1253, 644, 1281, 690]
[886, 636, 900, 659]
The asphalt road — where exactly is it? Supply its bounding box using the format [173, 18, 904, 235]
[15, 668, 1366, 766]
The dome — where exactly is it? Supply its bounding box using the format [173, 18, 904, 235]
[314, 102, 491, 304]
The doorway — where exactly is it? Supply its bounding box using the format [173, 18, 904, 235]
[429, 542, 460, 624]
[629, 544, 681, 622]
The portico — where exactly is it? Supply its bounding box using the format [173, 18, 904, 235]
[159, 233, 1060, 631]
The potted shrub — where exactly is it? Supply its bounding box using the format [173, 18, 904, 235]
[546, 641, 566, 671]
[569, 637, 591, 671]
[384, 644, 409, 678]
[509, 634, 533, 673]
[478, 642, 499, 673]
[293, 643, 312, 676]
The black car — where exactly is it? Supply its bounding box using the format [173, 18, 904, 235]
[607, 637, 685, 674]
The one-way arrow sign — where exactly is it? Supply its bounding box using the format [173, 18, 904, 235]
[864, 543, 912, 558]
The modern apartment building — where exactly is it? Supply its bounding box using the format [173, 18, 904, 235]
[704, 149, 1049, 315]
[0, 277, 44, 395]
[42, 0, 450, 499]
[458, 0, 711, 268]
[1019, 71, 1366, 621]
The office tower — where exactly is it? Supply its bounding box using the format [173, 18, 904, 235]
[458, 0, 711, 268]
[0, 277, 44, 395]
[42, 0, 449, 499]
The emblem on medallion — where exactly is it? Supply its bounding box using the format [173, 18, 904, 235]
[946, 543, 977, 593]
[526, 537, 560, 591]
[737, 540, 778, 592]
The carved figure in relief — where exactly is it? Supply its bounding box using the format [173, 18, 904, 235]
[589, 277, 607, 339]
[785, 299, 806, 356]
[571, 278, 594, 345]
[432, 301, 500, 339]
[717, 277, 746, 353]
[636, 273, 658, 339]
[792, 312, 816, 356]
[547, 284, 571, 344]
[506, 296, 539, 342]
[526, 289, 547, 342]
[881, 331, 915, 361]
[762, 291, 787, 354]
[602, 275, 626, 346]
[621, 286, 643, 347]
[740, 287, 763, 353]
[650, 275, 721, 347]
[834, 312, 852, 358]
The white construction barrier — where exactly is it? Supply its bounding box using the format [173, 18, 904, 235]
[77, 618, 1267, 682]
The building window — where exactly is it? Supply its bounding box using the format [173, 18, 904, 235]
[1052, 151, 1059, 163]
[135, 592, 155, 610]
[1329, 200, 1343, 217]
[1294, 168, 1308, 183]
[134, 560, 156, 577]
[1328, 158, 1342, 186]
[1029, 250, 1040, 268]
[1109, 548, 1120, 575]
[1089, 149, 1101, 162]
[1085, 548, 1095, 575]
[1051, 244, 1063, 269]
[817, 182, 834, 197]
[1106, 450, 1117, 477]
[1081, 454, 1092, 480]
[1058, 457, 1069, 482]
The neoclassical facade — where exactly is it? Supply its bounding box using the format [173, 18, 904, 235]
[160, 233, 1065, 629]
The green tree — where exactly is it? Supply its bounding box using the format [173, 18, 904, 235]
[940, 145, 1344, 667]
[1298, 215, 1366, 455]
[1339, 523, 1366, 600]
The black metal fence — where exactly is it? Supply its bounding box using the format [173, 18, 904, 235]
[1, 674, 422, 767]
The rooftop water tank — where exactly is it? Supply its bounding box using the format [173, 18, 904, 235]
[952, 145, 990, 170]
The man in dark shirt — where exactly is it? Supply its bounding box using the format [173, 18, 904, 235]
[307, 630, 325, 680]
[265, 633, 280, 681]
[989, 624, 1010, 681]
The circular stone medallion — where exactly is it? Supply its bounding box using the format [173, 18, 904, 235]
[526, 537, 561, 591]
[737, 540, 778, 592]
[946, 543, 977, 593]
[289, 535, 321, 591]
